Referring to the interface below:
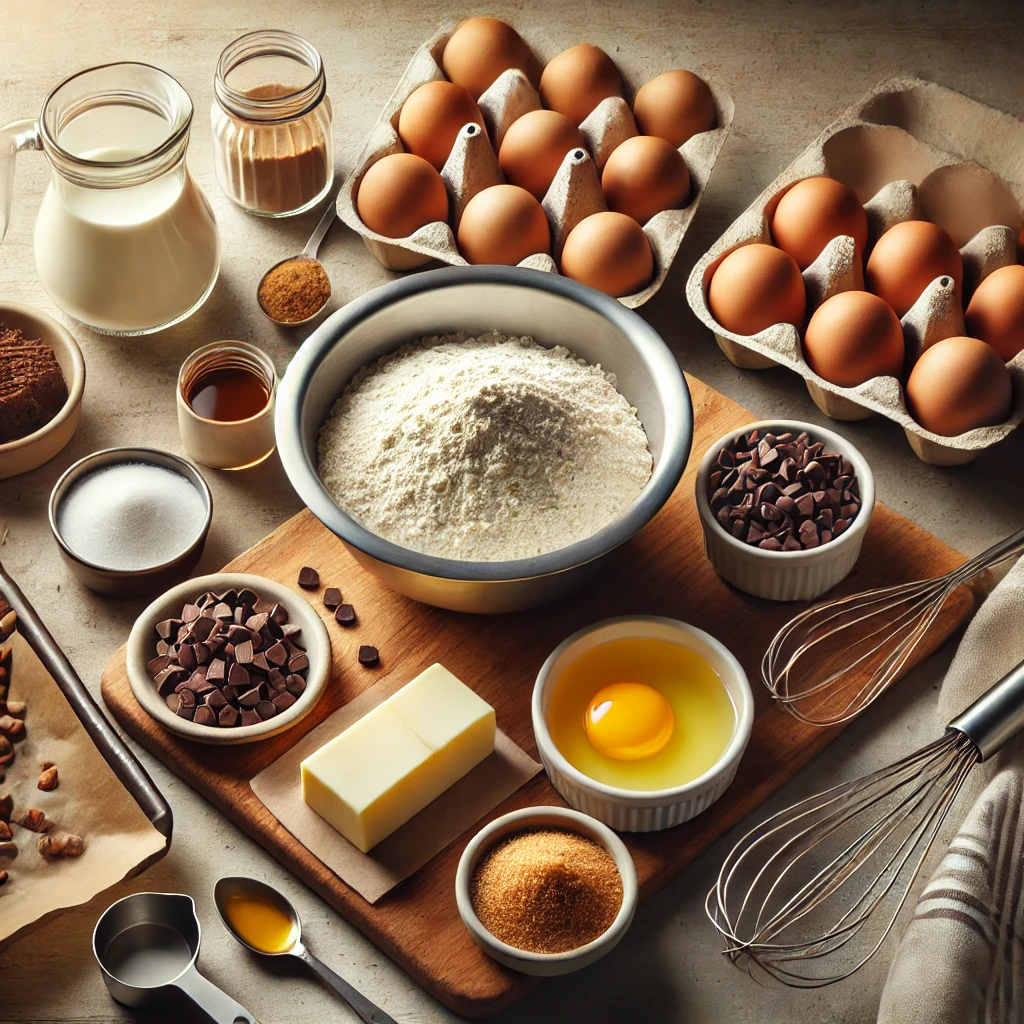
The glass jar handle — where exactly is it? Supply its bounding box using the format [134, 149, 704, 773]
[0, 118, 41, 242]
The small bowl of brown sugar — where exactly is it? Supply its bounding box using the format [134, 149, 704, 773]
[0, 302, 85, 480]
[455, 805, 638, 976]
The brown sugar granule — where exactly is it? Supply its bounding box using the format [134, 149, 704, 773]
[470, 828, 623, 954]
[258, 257, 331, 323]
[0, 323, 68, 443]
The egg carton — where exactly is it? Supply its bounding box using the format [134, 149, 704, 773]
[685, 76, 1024, 466]
[337, 26, 734, 308]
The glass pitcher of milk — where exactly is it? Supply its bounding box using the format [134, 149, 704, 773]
[0, 63, 220, 336]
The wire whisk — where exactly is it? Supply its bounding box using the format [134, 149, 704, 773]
[707, 656, 1024, 987]
[762, 527, 1024, 727]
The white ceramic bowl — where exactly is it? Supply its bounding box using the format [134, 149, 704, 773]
[455, 805, 638, 976]
[532, 616, 754, 832]
[125, 572, 331, 745]
[0, 301, 85, 480]
[695, 419, 875, 602]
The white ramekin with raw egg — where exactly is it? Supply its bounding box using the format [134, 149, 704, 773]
[532, 616, 754, 832]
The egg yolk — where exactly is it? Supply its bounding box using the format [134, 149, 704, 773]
[584, 681, 674, 760]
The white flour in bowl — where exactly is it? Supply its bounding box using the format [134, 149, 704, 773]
[317, 331, 654, 562]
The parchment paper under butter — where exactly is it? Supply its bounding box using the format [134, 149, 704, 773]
[0, 630, 167, 945]
[251, 672, 541, 904]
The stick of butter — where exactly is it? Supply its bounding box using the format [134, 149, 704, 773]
[300, 663, 496, 852]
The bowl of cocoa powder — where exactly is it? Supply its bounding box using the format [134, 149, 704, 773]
[0, 302, 85, 480]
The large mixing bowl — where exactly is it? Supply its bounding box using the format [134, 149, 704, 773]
[275, 266, 692, 613]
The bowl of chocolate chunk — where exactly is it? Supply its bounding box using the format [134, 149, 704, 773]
[695, 420, 875, 601]
[275, 265, 692, 614]
[0, 302, 84, 480]
[125, 573, 331, 744]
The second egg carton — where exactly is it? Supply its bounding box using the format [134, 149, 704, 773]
[337, 26, 734, 308]
[685, 76, 1024, 465]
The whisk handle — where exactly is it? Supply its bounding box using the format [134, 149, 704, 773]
[948, 657, 1024, 760]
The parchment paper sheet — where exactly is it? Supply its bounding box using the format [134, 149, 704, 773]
[251, 672, 541, 904]
[0, 630, 167, 944]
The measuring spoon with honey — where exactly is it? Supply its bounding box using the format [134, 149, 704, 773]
[257, 197, 337, 326]
[214, 876, 399, 1024]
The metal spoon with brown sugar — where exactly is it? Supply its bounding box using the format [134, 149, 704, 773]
[257, 198, 337, 326]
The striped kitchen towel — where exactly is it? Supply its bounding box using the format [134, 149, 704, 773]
[878, 556, 1024, 1024]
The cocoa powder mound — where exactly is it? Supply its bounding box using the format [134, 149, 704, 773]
[0, 323, 68, 443]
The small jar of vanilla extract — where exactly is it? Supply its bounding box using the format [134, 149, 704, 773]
[177, 341, 277, 470]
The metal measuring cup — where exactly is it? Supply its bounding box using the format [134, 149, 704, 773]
[93, 892, 258, 1023]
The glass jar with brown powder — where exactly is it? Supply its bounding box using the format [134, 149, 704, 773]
[211, 30, 333, 217]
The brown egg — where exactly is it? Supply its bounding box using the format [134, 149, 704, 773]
[708, 243, 806, 336]
[539, 44, 622, 125]
[560, 212, 653, 297]
[355, 153, 448, 238]
[632, 69, 716, 147]
[397, 81, 483, 171]
[601, 136, 691, 225]
[905, 335, 1012, 436]
[498, 110, 585, 200]
[457, 184, 550, 265]
[441, 18, 540, 100]
[865, 220, 963, 318]
[964, 264, 1024, 362]
[770, 177, 868, 270]
[802, 291, 904, 386]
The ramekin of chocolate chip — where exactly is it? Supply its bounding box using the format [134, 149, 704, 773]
[124, 573, 331, 744]
[695, 421, 875, 601]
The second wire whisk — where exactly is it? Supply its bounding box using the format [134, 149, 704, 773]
[707, 655, 1024, 987]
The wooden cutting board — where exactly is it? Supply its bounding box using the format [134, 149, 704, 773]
[101, 374, 976, 1018]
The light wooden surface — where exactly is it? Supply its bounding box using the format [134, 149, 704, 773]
[2, 2, 1024, 1023]
[101, 374, 975, 1017]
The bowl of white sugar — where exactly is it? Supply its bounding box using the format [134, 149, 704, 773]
[49, 447, 213, 597]
[276, 266, 692, 613]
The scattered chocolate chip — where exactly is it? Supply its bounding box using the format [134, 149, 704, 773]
[358, 645, 379, 667]
[297, 566, 320, 590]
[240, 708, 261, 727]
[322, 588, 342, 609]
[14, 808, 47, 832]
[335, 604, 357, 626]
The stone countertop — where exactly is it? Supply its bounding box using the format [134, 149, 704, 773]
[1, 1, 1022, 1021]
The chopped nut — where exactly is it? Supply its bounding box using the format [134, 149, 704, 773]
[3, 700, 25, 718]
[0, 736, 13, 767]
[0, 715, 24, 738]
[0, 610, 16, 637]
[0, 841, 16, 860]
[38, 832, 84, 858]
[13, 808, 47, 832]
[0, 821, 10, 841]
[0, 793, 10, 821]
[0, 870, 8, 886]
[37, 766, 58, 792]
